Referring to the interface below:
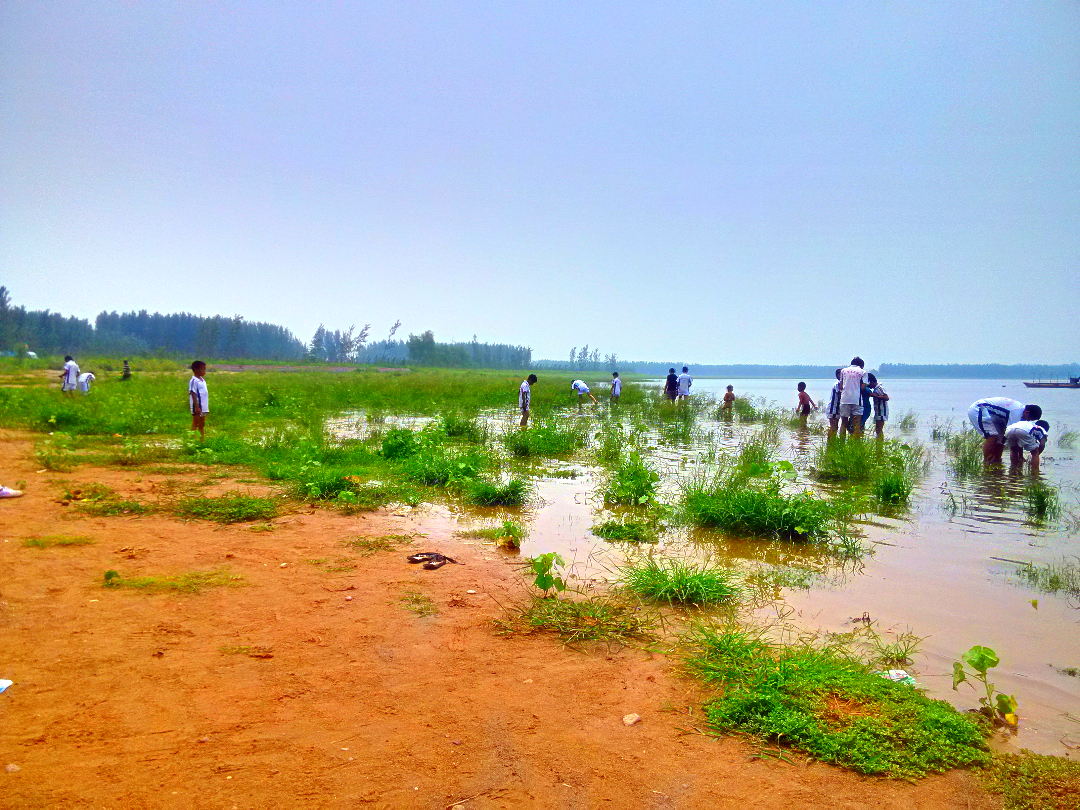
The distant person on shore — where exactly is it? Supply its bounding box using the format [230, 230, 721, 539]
[664, 368, 679, 402]
[825, 369, 843, 437]
[677, 367, 693, 401]
[77, 370, 96, 395]
[60, 355, 79, 396]
[866, 373, 890, 438]
[519, 373, 537, 427]
[1005, 419, 1050, 473]
[189, 360, 209, 438]
[838, 357, 866, 436]
[571, 379, 597, 410]
[610, 372, 622, 403]
[796, 382, 815, 427]
[121, 359, 131, 381]
[721, 385, 735, 413]
[967, 398, 1042, 463]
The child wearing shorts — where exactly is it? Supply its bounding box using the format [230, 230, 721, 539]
[189, 360, 209, 438]
[1005, 419, 1049, 473]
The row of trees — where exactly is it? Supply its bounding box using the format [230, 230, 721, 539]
[533, 345, 617, 371]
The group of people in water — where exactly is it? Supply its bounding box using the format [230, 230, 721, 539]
[517, 358, 1051, 472]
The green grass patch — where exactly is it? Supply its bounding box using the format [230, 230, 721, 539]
[462, 520, 524, 548]
[1016, 558, 1080, 600]
[400, 590, 438, 617]
[1022, 481, 1061, 521]
[683, 475, 842, 542]
[812, 438, 925, 505]
[980, 751, 1080, 810]
[503, 420, 589, 458]
[171, 492, 278, 523]
[78, 498, 152, 517]
[603, 451, 660, 506]
[496, 594, 658, 647]
[621, 557, 738, 605]
[467, 477, 529, 506]
[340, 533, 416, 556]
[102, 567, 244, 593]
[684, 624, 990, 778]
[946, 430, 984, 477]
[592, 517, 658, 543]
[22, 534, 95, 548]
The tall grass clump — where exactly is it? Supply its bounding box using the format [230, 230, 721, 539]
[727, 396, 782, 424]
[592, 517, 659, 543]
[497, 594, 658, 648]
[503, 420, 589, 458]
[684, 624, 990, 778]
[467, 477, 529, 506]
[604, 451, 660, 506]
[621, 557, 738, 605]
[1022, 481, 1060, 522]
[1016, 558, 1080, 599]
[1056, 426, 1078, 450]
[440, 412, 487, 443]
[946, 429, 984, 477]
[812, 438, 926, 505]
[897, 410, 918, 431]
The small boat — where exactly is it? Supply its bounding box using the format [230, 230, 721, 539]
[1023, 377, 1080, 389]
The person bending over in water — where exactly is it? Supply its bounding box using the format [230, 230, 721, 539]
[571, 379, 597, 410]
[1005, 419, 1050, 473]
[796, 382, 815, 427]
[967, 398, 1042, 463]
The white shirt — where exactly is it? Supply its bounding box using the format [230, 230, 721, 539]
[77, 372, 95, 393]
[839, 365, 865, 406]
[1005, 420, 1047, 451]
[189, 375, 209, 413]
[611, 377, 622, 396]
[974, 397, 1026, 426]
[518, 380, 531, 410]
[572, 380, 589, 394]
[825, 382, 842, 417]
[62, 360, 80, 390]
[677, 373, 692, 395]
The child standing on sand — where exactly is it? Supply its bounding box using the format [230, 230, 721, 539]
[189, 360, 209, 438]
[796, 382, 815, 427]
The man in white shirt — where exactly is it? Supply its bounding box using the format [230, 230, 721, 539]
[77, 371, 96, 395]
[610, 372, 622, 403]
[518, 374, 537, 427]
[967, 398, 1042, 463]
[838, 357, 866, 437]
[677, 367, 693, 401]
[59, 355, 79, 396]
[571, 379, 597, 410]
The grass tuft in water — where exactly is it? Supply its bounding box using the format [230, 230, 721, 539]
[1022, 481, 1060, 522]
[946, 430, 984, 477]
[621, 557, 738, 605]
[1016, 558, 1080, 600]
[503, 420, 589, 458]
[1056, 426, 1078, 450]
[684, 624, 990, 779]
[592, 517, 659, 543]
[468, 477, 529, 506]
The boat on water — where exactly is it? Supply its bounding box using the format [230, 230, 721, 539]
[1023, 376, 1080, 389]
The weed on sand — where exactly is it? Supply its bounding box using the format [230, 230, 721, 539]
[23, 534, 95, 548]
[340, 533, 417, 556]
[980, 751, 1080, 810]
[102, 568, 244, 593]
[684, 624, 990, 778]
[400, 590, 438, 617]
[496, 594, 657, 648]
[171, 493, 278, 523]
[621, 557, 738, 605]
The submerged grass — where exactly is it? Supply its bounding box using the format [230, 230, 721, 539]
[503, 419, 589, 458]
[946, 430, 984, 477]
[467, 477, 529, 506]
[592, 517, 659, 544]
[1022, 481, 1061, 522]
[621, 557, 739, 605]
[603, 451, 660, 506]
[684, 624, 990, 779]
[1016, 558, 1080, 600]
[812, 438, 926, 505]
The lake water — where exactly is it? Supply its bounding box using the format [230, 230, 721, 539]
[336, 377, 1080, 754]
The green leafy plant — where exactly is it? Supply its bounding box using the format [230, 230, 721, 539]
[952, 645, 1018, 726]
[529, 552, 566, 595]
[592, 517, 658, 543]
[604, 451, 660, 505]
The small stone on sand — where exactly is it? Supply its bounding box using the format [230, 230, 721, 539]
[623, 713, 642, 726]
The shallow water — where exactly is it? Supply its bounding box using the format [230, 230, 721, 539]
[334, 378, 1080, 754]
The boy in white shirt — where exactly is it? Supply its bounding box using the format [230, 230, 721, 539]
[571, 379, 597, 410]
[59, 355, 79, 396]
[518, 374, 537, 427]
[77, 371, 96, 395]
[1005, 419, 1049, 473]
[610, 372, 622, 403]
[825, 369, 843, 437]
[865, 373, 890, 438]
[677, 367, 693, 401]
[189, 360, 209, 438]
[838, 357, 866, 437]
[967, 398, 1042, 463]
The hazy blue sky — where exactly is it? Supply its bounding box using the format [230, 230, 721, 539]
[3, 2, 1078, 364]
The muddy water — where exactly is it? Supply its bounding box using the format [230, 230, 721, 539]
[332, 379, 1080, 755]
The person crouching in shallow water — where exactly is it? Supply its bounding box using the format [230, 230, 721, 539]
[796, 382, 815, 428]
[519, 374, 536, 427]
[967, 398, 1042, 464]
[865, 373, 890, 439]
[1005, 419, 1050, 474]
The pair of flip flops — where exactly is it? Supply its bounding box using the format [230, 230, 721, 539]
[407, 552, 462, 570]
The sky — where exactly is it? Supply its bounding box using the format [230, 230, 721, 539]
[2, 1, 1078, 365]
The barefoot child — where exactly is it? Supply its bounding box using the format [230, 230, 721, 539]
[721, 385, 735, 412]
[1005, 419, 1050, 473]
[796, 382, 815, 427]
[571, 379, 598, 409]
[189, 360, 209, 438]
[865, 373, 890, 438]
[825, 369, 842, 437]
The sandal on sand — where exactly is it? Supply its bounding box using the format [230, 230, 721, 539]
[0, 486, 23, 499]
[407, 552, 443, 564]
[422, 557, 449, 570]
